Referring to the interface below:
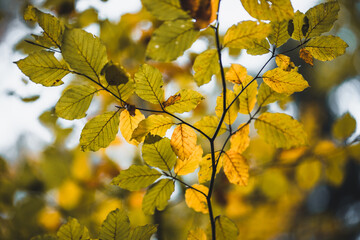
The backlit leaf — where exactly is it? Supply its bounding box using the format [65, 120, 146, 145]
[215, 215, 239, 240]
[296, 158, 322, 190]
[275, 54, 295, 71]
[234, 76, 258, 114]
[134, 64, 164, 104]
[80, 111, 120, 151]
[332, 112, 356, 141]
[99, 208, 129, 240]
[107, 78, 135, 101]
[268, 20, 290, 47]
[304, 35, 348, 61]
[194, 116, 227, 138]
[16, 50, 69, 87]
[101, 62, 129, 86]
[180, 0, 219, 29]
[162, 93, 181, 108]
[111, 165, 161, 191]
[146, 19, 199, 62]
[305, 1, 340, 38]
[24, 6, 64, 48]
[193, 49, 220, 86]
[171, 124, 198, 160]
[230, 124, 250, 154]
[132, 115, 174, 142]
[262, 68, 309, 94]
[187, 228, 207, 240]
[57, 217, 90, 240]
[246, 39, 270, 56]
[198, 153, 222, 183]
[62, 28, 108, 82]
[142, 179, 174, 215]
[120, 109, 145, 145]
[255, 112, 308, 149]
[215, 89, 239, 125]
[240, 0, 294, 21]
[291, 11, 306, 40]
[225, 64, 248, 85]
[222, 150, 249, 186]
[185, 184, 208, 213]
[175, 145, 203, 175]
[142, 0, 190, 21]
[256, 82, 287, 107]
[299, 48, 314, 66]
[55, 85, 98, 120]
[224, 21, 271, 49]
[164, 89, 204, 113]
[142, 137, 177, 171]
[128, 224, 158, 240]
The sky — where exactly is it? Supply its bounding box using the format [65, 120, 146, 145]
[1, 0, 358, 161]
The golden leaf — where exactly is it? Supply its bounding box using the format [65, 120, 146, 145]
[299, 48, 314, 66]
[120, 109, 145, 145]
[275, 54, 296, 71]
[222, 150, 249, 186]
[174, 145, 203, 175]
[225, 64, 248, 85]
[171, 124, 198, 160]
[230, 123, 250, 154]
[162, 93, 181, 108]
[185, 184, 208, 213]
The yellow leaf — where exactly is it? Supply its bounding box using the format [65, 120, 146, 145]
[142, 179, 175, 215]
[332, 112, 356, 141]
[62, 28, 108, 82]
[120, 109, 145, 145]
[275, 54, 295, 71]
[171, 124, 197, 160]
[233, 76, 258, 114]
[71, 150, 92, 181]
[198, 152, 222, 183]
[215, 89, 239, 125]
[134, 64, 164, 104]
[230, 124, 250, 154]
[299, 48, 314, 66]
[256, 82, 287, 107]
[246, 39, 270, 56]
[240, 0, 294, 21]
[296, 158, 322, 190]
[164, 89, 204, 113]
[175, 145, 203, 175]
[304, 35, 348, 61]
[255, 112, 308, 149]
[262, 67, 309, 94]
[193, 49, 220, 86]
[222, 150, 249, 186]
[224, 21, 271, 49]
[290, 11, 306, 41]
[58, 179, 82, 210]
[142, 0, 190, 21]
[162, 93, 181, 108]
[305, 1, 340, 38]
[194, 116, 227, 138]
[268, 20, 290, 47]
[185, 184, 208, 213]
[132, 115, 174, 142]
[225, 64, 248, 85]
[16, 50, 69, 87]
[187, 228, 207, 240]
[181, 0, 219, 29]
[260, 169, 288, 199]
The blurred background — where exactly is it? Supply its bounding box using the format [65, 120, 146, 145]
[0, 0, 360, 239]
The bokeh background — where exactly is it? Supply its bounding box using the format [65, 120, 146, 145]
[1, 0, 360, 239]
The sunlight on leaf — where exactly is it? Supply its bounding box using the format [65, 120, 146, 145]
[100, 208, 130, 240]
[142, 179, 174, 215]
[185, 184, 208, 214]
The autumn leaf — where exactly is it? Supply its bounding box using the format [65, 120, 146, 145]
[194, 116, 227, 138]
[304, 35, 348, 61]
[215, 89, 239, 125]
[174, 145, 203, 175]
[101, 62, 129, 86]
[269, 20, 290, 47]
[198, 152, 222, 183]
[99, 208, 130, 240]
[193, 49, 220, 86]
[299, 48, 314, 66]
[142, 137, 177, 171]
[132, 115, 174, 142]
[185, 184, 208, 213]
[225, 64, 248, 85]
[256, 82, 288, 107]
[291, 11, 306, 40]
[142, 0, 190, 21]
[332, 112, 356, 141]
[142, 179, 174, 215]
[240, 0, 294, 21]
[57, 217, 90, 240]
[180, 0, 219, 29]
[275, 54, 296, 71]
[120, 109, 145, 145]
[215, 215, 239, 240]
[164, 89, 204, 113]
[128, 224, 157, 240]
[222, 150, 249, 186]
[230, 123, 250, 154]
[233, 77, 258, 114]
[171, 124, 198, 160]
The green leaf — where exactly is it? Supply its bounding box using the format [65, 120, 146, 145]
[224, 21, 271, 49]
[111, 165, 162, 191]
[24, 5, 64, 48]
[16, 50, 69, 87]
[134, 64, 164, 104]
[246, 39, 270, 55]
[164, 89, 204, 113]
[101, 61, 129, 86]
[62, 28, 108, 82]
[142, 137, 177, 171]
[194, 116, 227, 138]
[141, 0, 190, 21]
[99, 208, 130, 240]
[142, 179, 174, 215]
[257, 82, 287, 107]
[146, 19, 199, 62]
[132, 115, 174, 142]
[193, 49, 220, 86]
[305, 1, 340, 38]
[80, 111, 120, 151]
[57, 217, 90, 240]
[262, 68, 309, 95]
[268, 20, 290, 47]
[332, 112, 356, 141]
[255, 112, 308, 149]
[304, 35, 348, 61]
[55, 85, 98, 120]
[215, 216, 239, 240]
[107, 78, 135, 102]
[128, 224, 158, 240]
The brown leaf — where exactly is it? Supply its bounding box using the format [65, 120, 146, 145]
[299, 48, 314, 66]
[180, 0, 219, 29]
[162, 93, 181, 108]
